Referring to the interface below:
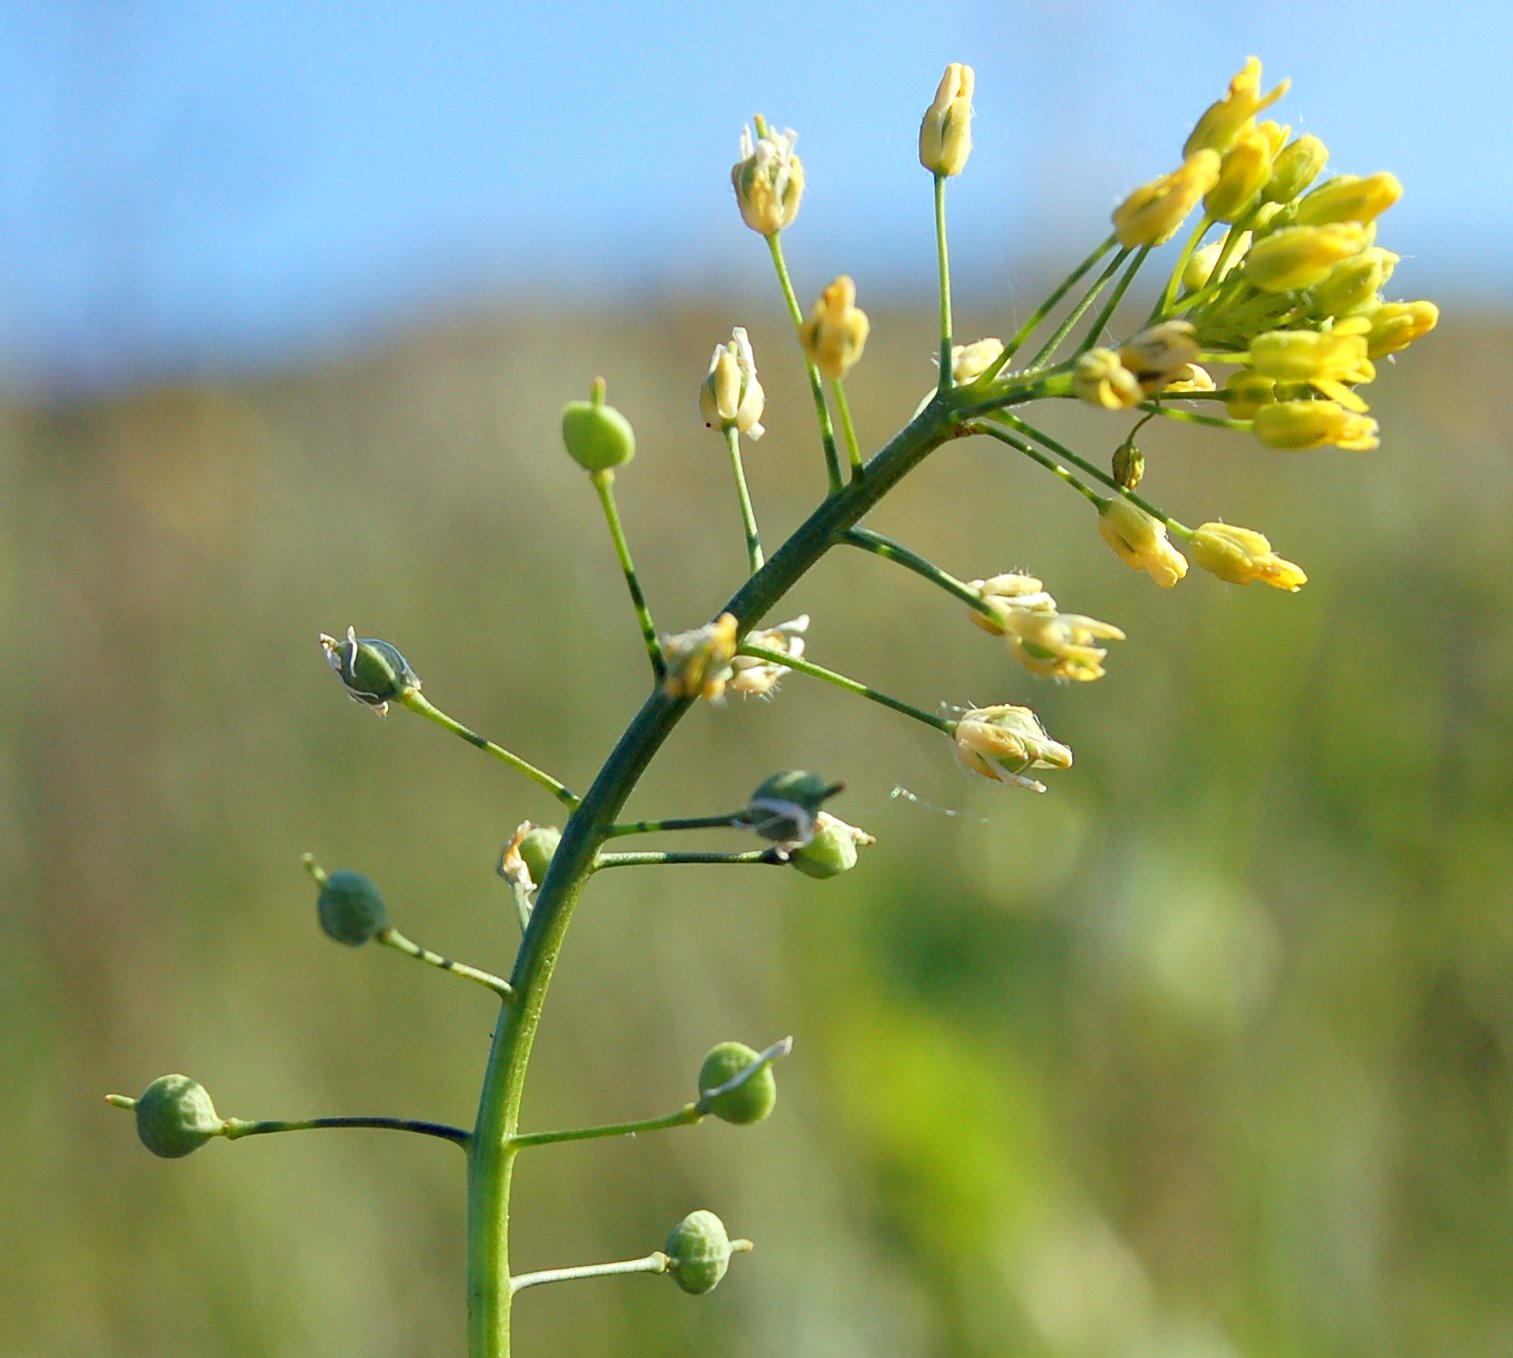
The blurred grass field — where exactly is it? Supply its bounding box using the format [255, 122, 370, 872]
[3, 294, 1511, 1357]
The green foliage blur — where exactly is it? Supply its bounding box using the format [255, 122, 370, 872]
[3, 296, 1510, 1357]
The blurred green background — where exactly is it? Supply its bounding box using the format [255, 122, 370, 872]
[5, 279, 1511, 1357]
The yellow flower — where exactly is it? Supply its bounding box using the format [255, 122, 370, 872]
[1360, 300, 1439, 358]
[727, 615, 809, 698]
[1188, 522, 1307, 591]
[700, 327, 766, 439]
[1293, 172, 1403, 227]
[731, 122, 804, 236]
[799, 276, 871, 381]
[1184, 57, 1290, 158]
[1118, 321, 1200, 394]
[966, 573, 1054, 634]
[1204, 123, 1279, 222]
[953, 705, 1072, 792]
[1248, 324, 1375, 412]
[1251, 399, 1380, 452]
[661, 614, 739, 702]
[1112, 150, 1221, 248]
[919, 63, 975, 177]
[998, 606, 1127, 681]
[1243, 223, 1368, 292]
[1073, 348, 1144, 409]
[1097, 497, 1189, 587]
[1263, 133, 1328, 204]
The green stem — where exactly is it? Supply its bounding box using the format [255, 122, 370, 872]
[989, 233, 1117, 375]
[970, 421, 1105, 507]
[724, 426, 764, 573]
[592, 469, 666, 681]
[1024, 247, 1131, 370]
[1074, 246, 1152, 358]
[221, 1115, 471, 1148]
[594, 848, 783, 870]
[510, 1253, 670, 1295]
[840, 527, 999, 622]
[833, 378, 863, 477]
[400, 692, 579, 810]
[1139, 402, 1249, 431]
[510, 1105, 702, 1150]
[767, 232, 843, 494]
[738, 641, 954, 735]
[1152, 215, 1214, 321]
[934, 173, 954, 390]
[994, 415, 1177, 523]
[603, 814, 742, 838]
[379, 928, 514, 1000]
[465, 398, 960, 1358]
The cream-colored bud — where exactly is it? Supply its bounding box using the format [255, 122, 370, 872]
[700, 327, 766, 439]
[1073, 348, 1144, 410]
[950, 338, 1006, 384]
[953, 705, 1072, 792]
[1118, 321, 1200, 394]
[920, 63, 975, 176]
[1182, 235, 1249, 293]
[799, 275, 870, 381]
[731, 122, 805, 236]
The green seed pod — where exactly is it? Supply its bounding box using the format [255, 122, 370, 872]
[317, 869, 389, 946]
[320, 628, 420, 711]
[1112, 439, 1144, 490]
[698, 1041, 777, 1124]
[745, 770, 843, 842]
[561, 380, 636, 473]
[790, 820, 860, 879]
[665, 1210, 737, 1295]
[518, 826, 561, 887]
[134, 1074, 224, 1159]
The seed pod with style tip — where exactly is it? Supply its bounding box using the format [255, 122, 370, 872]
[517, 826, 561, 888]
[744, 770, 844, 843]
[697, 1041, 778, 1124]
[133, 1074, 225, 1159]
[561, 379, 636, 473]
[789, 812, 875, 879]
[317, 869, 390, 946]
[665, 1210, 747, 1295]
[319, 628, 420, 714]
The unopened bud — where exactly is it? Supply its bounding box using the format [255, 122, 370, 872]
[517, 826, 561, 889]
[799, 276, 870, 381]
[1243, 223, 1368, 292]
[1263, 134, 1328, 204]
[919, 63, 975, 176]
[1112, 439, 1144, 490]
[1293, 172, 1402, 227]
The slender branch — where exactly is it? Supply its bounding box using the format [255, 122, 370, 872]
[1152, 215, 1214, 322]
[510, 1105, 701, 1151]
[379, 928, 514, 1000]
[400, 691, 580, 810]
[510, 1253, 670, 1295]
[832, 378, 863, 477]
[222, 1115, 472, 1148]
[592, 468, 666, 681]
[603, 813, 742, 839]
[989, 233, 1118, 375]
[995, 414, 1178, 524]
[840, 527, 998, 621]
[594, 848, 784, 870]
[934, 173, 954, 390]
[969, 420, 1105, 506]
[767, 231, 844, 494]
[738, 641, 955, 734]
[1139, 402, 1249, 431]
[1023, 246, 1132, 370]
[723, 426, 764, 573]
[1074, 245, 1152, 358]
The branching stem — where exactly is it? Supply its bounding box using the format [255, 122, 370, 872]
[592, 468, 666, 680]
[767, 231, 844, 494]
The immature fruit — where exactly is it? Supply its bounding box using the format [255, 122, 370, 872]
[665, 1210, 736, 1295]
[698, 1041, 777, 1124]
[561, 389, 636, 472]
[745, 770, 842, 842]
[134, 1074, 224, 1159]
[517, 826, 561, 887]
[789, 818, 860, 879]
[317, 870, 389, 946]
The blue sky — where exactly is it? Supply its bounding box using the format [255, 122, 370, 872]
[0, 1, 1502, 393]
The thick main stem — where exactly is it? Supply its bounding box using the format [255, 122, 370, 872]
[465, 396, 970, 1357]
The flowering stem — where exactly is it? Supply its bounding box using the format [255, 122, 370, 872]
[379, 928, 514, 1000]
[739, 641, 955, 734]
[988, 233, 1118, 376]
[510, 1105, 702, 1151]
[1139, 402, 1250, 432]
[1074, 245, 1152, 358]
[1024, 247, 1132, 369]
[934, 173, 954, 390]
[767, 232, 844, 495]
[1153, 215, 1214, 321]
[220, 1115, 471, 1148]
[970, 420, 1104, 507]
[840, 527, 999, 622]
[722, 426, 764, 573]
[510, 1253, 671, 1295]
[594, 848, 783, 870]
[832, 378, 863, 476]
[400, 692, 580, 810]
[591, 469, 667, 681]
[603, 814, 742, 838]
[994, 414, 1176, 523]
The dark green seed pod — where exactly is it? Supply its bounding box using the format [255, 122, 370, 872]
[1112, 440, 1144, 490]
[664, 1210, 736, 1295]
[317, 869, 389, 946]
[745, 770, 843, 842]
[518, 826, 561, 887]
[698, 1041, 777, 1124]
[790, 820, 860, 879]
[134, 1074, 224, 1159]
[321, 628, 420, 710]
[561, 381, 636, 472]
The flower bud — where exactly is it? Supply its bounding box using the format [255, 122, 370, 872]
[1113, 439, 1144, 489]
[950, 338, 1006, 384]
[732, 122, 804, 236]
[1117, 321, 1200, 394]
[1184, 57, 1290, 158]
[919, 63, 975, 176]
[1263, 133, 1328, 203]
[1251, 399, 1379, 452]
[790, 811, 875, 879]
[1359, 300, 1439, 358]
[1073, 348, 1143, 410]
[799, 276, 870, 381]
[1243, 223, 1367, 292]
[319, 628, 420, 715]
[560, 380, 636, 473]
[728, 615, 808, 698]
[1312, 247, 1399, 317]
[700, 328, 766, 440]
[1182, 235, 1248, 293]
[697, 1041, 778, 1124]
[1112, 151, 1221, 248]
[1097, 497, 1188, 587]
[1188, 522, 1307, 591]
[518, 826, 561, 888]
[966, 573, 1053, 635]
[316, 868, 390, 946]
[953, 705, 1072, 792]
[1293, 172, 1402, 227]
[665, 1211, 747, 1295]
[133, 1074, 225, 1159]
[745, 769, 843, 843]
[1204, 124, 1276, 222]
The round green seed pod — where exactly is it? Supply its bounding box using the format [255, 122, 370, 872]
[317, 869, 389, 946]
[665, 1210, 735, 1295]
[698, 1041, 777, 1124]
[134, 1074, 224, 1159]
[518, 826, 561, 887]
[745, 770, 842, 842]
[1112, 440, 1144, 490]
[561, 386, 636, 472]
[790, 820, 860, 879]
